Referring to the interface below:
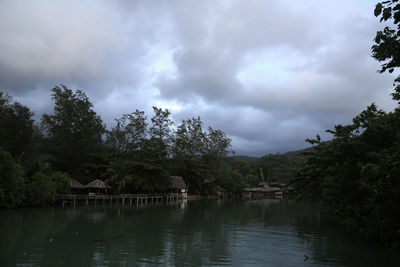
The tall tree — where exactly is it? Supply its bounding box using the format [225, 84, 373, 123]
[172, 117, 210, 194]
[149, 106, 174, 159]
[203, 127, 233, 176]
[0, 92, 35, 159]
[173, 117, 206, 158]
[41, 85, 105, 183]
[106, 110, 147, 155]
[104, 108, 171, 194]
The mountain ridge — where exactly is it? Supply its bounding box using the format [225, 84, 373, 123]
[231, 146, 313, 163]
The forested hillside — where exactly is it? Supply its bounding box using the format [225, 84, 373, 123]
[228, 150, 307, 185]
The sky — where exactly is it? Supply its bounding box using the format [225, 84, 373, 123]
[0, 0, 397, 156]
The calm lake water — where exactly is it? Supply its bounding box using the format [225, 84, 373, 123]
[1, 199, 399, 266]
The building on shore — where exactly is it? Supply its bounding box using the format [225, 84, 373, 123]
[70, 179, 85, 194]
[242, 181, 283, 199]
[241, 187, 283, 199]
[168, 176, 188, 198]
[269, 182, 295, 194]
[215, 185, 229, 198]
[85, 179, 111, 195]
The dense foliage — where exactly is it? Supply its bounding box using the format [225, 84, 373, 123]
[255, 154, 304, 184]
[0, 84, 240, 203]
[0, 92, 37, 171]
[294, 0, 400, 248]
[220, 153, 304, 192]
[0, 147, 25, 208]
[294, 105, 400, 247]
[0, 82, 305, 206]
[0, 146, 71, 208]
[41, 85, 105, 183]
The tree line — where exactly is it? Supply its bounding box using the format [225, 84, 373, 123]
[293, 0, 400, 249]
[0, 84, 304, 208]
[0, 85, 235, 207]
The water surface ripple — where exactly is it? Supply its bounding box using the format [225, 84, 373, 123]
[1, 199, 399, 266]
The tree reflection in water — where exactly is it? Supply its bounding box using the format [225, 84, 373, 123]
[1, 200, 399, 266]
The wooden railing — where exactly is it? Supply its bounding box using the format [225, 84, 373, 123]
[56, 193, 181, 201]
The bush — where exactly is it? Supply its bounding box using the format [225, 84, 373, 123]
[26, 172, 56, 205]
[51, 171, 70, 194]
[0, 147, 25, 208]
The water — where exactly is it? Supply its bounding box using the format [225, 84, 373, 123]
[1, 199, 399, 266]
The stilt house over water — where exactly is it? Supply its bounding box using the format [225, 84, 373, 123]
[85, 179, 111, 195]
[70, 179, 85, 194]
[168, 176, 188, 198]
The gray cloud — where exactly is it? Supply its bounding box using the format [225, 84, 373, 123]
[0, 0, 396, 156]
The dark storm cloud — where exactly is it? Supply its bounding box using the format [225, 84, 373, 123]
[154, 0, 395, 155]
[159, 48, 242, 102]
[0, 0, 395, 156]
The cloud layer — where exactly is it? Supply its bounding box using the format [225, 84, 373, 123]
[0, 0, 396, 156]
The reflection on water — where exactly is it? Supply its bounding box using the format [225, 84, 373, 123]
[0, 200, 399, 266]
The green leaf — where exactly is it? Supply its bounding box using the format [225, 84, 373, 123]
[382, 7, 393, 21]
[375, 3, 383, 17]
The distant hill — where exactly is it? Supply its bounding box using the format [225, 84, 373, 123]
[231, 146, 313, 162]
[230, 155, 260, 163]
[283, 147, 314, 158]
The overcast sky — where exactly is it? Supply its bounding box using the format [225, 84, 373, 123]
[0, 0, 396, 156]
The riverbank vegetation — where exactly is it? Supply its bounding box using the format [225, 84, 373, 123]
[0, 86, 231, 207]
[294, 0, 400, 249]
[3, 1, 397, 251]
[1, 85, 303, 208]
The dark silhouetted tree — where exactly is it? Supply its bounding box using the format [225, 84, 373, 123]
[106, 110, 147, 155]
[149, 106, 174, 159]
[41, 85, 105, 183]
[0, 92, 35, 159]
[0, 147, 25, 208]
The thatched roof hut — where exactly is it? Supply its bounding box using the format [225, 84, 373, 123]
[168, 176, 188, 197]
[85, 179, 111, 189]
[169, 176, 187, 189]
[70, 179, 84, 189]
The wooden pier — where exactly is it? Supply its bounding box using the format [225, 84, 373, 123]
[56, 193, 182, 207]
